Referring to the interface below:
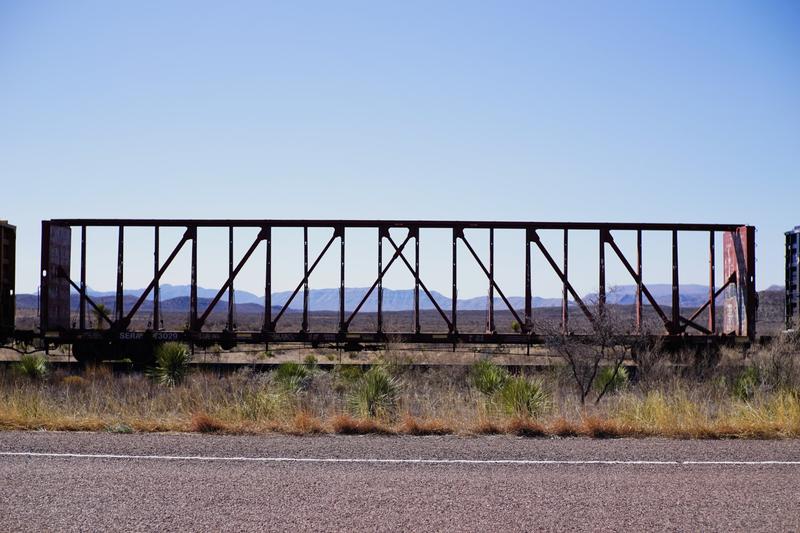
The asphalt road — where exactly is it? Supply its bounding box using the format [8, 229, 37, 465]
[1, 432, 798, 532]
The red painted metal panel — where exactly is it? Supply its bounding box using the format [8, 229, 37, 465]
[723, 226, 756, 338]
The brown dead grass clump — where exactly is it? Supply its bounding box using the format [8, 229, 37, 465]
[581, 416, 632, 438]
[397, 414, 454, 436]
[470, 417, 504, 435]
[330, 414, 393, 435]
[507, 417, 546, 437]
[189, 412, 228, 433]
[548, 417, 582, 437]
[286, 411, 325, 435]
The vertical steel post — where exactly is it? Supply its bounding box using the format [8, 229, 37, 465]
[190, 226, 197, 331]
[264, 226, 272, 332]
[39, 221, 50, 334]
[116, 226, 124, 323]
[451, 228, 458, 334]
[339, 226, 345, 332]
[227, 226, 234, 331]
[153, 226, 160, 330]
[377, 228, 383, 333]
[562, 229, 568, 333]
[636, 230, 642, 333]
[598, 229, 606, 315]
[414, 228, 420, 334]
[79, 226, 86, 330]
[709, 231, 715, 334]
[745, 225, 756, 340]
[488, 228, 495, 333]
[302, 226, 309, 333]
[524, 228, 532, 333]
[671, 229, 679, 334]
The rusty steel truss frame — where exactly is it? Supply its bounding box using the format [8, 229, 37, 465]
[38, 219, 757, 348]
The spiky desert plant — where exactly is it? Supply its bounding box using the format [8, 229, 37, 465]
[595, 365, 629, 394]
[14, 354, 49, 381]
[469, 360, 509, 396]
[148, 342, 191, 387]
[496, 376, 549, 418]
[348, 366, 401, 418]
[274, 362, 311, 393]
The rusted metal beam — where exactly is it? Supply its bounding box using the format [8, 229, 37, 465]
[672, 230, 680, 334]
[599, 229, 606, 314]
[709, 231, 715, 333]
[153, 226, 160, 330]
[272, 230, 338, 328]
[488, 228, 495, 334]
[604, 233, 671, 328]
[636, 230, 642, 334]
[124, 229, 192, 327]
[115, 226, 124, 323]
[339, 226, 346, 333]
[190, 226, 197, 331]
[562, 229, 568, 334]
[525, 228, 532, 333]
[452, 227, 458, 334]
[384, 233, 453, 331]
[530, 230, 594, 323]
[263, 227, 272, 332]
[79, 226, 86, 330]
[196, 229, 266, 329]
[64, 274, 112, 326]
[50, 219, 747, 232]
[458, 230, 524, 331]
[344, 231, 413, 328]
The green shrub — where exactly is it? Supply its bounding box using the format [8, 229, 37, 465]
[303, 354, 318, 369]
[274, 362, 311, 392]
[469, 360, 509, 396]
[240, 389, 290, 420]
[348, 366, 401, 418]
[595, 366, 629, 394]
[496, 376, 549, 418]
[148, 342, 192, 387]
[733, 366, 760, 401]
[13, 354, 49, 380]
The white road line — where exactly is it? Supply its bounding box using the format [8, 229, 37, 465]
[0, 451, 799, 466]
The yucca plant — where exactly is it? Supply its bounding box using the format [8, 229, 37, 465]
[595, 365, 629, 394]
[148, 342, 191, 387]
[348, 366, 401, 418]
[274, 362, 311, 393]
[14, 354, 49, 380]
[469, 359, 509, 396]
[496, 376, 549, 418]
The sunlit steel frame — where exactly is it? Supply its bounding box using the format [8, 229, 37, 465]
[39, 219, 757, 347]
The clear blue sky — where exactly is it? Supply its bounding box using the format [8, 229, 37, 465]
[1, 1, 798, 299]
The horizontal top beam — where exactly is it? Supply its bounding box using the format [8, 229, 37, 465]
[47, 219, 748, 232]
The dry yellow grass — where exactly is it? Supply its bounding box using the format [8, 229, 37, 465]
[1, 358, 799, 439]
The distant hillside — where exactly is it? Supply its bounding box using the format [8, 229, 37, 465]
[14, 282, 768, 313]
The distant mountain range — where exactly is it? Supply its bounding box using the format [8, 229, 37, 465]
[14, 283, 771, 313]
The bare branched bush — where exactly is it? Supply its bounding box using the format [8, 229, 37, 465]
[545, 304, 631, 405]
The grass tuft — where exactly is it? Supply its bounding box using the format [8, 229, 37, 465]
[469, 360, 509, 396]
[398, 414, 454, 436]
[148, 342, 191, 387]
[274, 362, 312, 392]
[348, 366, 400, 418]
[189, 412, 227, 433]
[330, 414, 393, 435]
[495, 376, 549, 418]
[507, 417, 547, 437]
[549, 417, 581, 437]
[13, 354, 49, 380]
